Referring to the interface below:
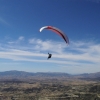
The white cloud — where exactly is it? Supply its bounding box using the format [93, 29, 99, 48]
[8, 36, 25, 45]
[0, 37, 100, 73]
[18, 36, 24, 41]
[28, 38, 67, 53]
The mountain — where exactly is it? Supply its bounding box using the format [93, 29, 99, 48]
[0, 70, 35, 77]
[76, 72, 100, 78]
[76, 72, 100, 81]
[0, 70, 71, 79]
[0, 70, 100, 80]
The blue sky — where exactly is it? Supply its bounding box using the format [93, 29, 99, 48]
[0, 0, 100, 74]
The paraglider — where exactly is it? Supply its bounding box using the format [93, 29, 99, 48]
[39, 26, 69, 44]
[47, 53, 52, 59]
[39, 26, 69, 59]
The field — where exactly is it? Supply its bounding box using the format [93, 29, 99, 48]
[0, 76, 100, 100]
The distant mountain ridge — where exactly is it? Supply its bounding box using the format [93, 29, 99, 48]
[0, 70, 71, 78]
[0, 70, 100, 79]
[0, 70, 35, 77]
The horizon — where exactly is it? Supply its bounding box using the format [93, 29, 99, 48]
[0, 70, 99, 75]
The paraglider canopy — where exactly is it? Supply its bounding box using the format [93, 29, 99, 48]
[39, 26, 69, 44]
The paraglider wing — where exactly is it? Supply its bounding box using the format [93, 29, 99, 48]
[39, 26, 48, 32]
[39, 26, 69, 44]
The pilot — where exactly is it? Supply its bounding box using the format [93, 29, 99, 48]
[47, 53, 52, 59]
